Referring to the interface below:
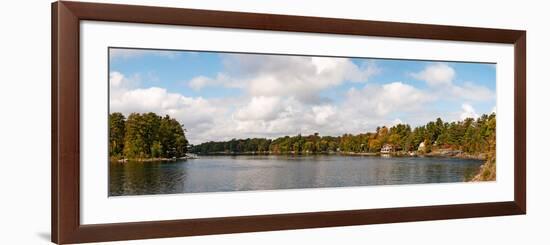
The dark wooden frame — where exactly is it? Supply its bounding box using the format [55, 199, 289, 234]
[52, 1, 526, 244]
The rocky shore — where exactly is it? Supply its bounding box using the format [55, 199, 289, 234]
[423, 149, 486, 160]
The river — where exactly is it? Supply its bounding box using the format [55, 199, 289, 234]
[109, 155, 483, 196]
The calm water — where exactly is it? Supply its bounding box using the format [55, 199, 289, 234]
[109, 155, 483, 196]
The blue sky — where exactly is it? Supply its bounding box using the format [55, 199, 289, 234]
[109, 48, 496, 144]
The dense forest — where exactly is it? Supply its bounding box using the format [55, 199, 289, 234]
[190, 113, 496, 157]
[109, 112, 189, 160]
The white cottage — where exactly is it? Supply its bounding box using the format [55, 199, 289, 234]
[381, 144, 393, 154]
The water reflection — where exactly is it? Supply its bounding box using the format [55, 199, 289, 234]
[109, 155, 484, 196]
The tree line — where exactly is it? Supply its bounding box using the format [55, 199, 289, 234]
[109, 112, 189, 160]
[190, 113, 496, 156]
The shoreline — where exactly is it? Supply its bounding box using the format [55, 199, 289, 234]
[112, 155, 198, 163]
[111, 150, 485, 163]
[191, 150, 486, 160]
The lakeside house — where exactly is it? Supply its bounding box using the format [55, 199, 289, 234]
[381, 144, 393, 154]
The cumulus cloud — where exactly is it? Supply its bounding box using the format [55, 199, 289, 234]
[450, 82, 495, 102]
[411, 63, 455, 86]
[110, 71, 124, 87]
[225, 81, 433, 140]
[460, 103, 479, 120]
[312, 105, 337, 125]
[188, 74, 231, 91]
[187, 76, 211, 90]
[234, 96, 284, 121]
[110, 71, 226, 143]
[344, 82, 432, 117]
[391, 118, 403, 126]
[230, 97, 334, 138]
[109, 71, 142, 99]
[187, 54, 379, 103]
[413, 63, 495, 102]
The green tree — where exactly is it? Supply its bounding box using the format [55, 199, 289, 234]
[159, 115, 188, 157]
[151, 141, 162, 158]
[109, 112, 125, 157]
[368, 139, 382, 152]
[123, 113, 147, 158]
[303, 141, 314, 153]
[114, 112, 188, 159]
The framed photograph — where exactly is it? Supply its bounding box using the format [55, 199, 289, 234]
[52, 1, 526, 244]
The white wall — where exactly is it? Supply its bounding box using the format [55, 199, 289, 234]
[0, 0, 547, 244]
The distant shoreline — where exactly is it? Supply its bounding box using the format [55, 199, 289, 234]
[115, 151, 483, 161]
[194, 152, 485, 160]
[191, 149, 485, 159]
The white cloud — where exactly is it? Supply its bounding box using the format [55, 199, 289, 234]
[190, 80, 432, 143]
[230, 97, 320, 137]
[110, 72, 226, 143]
[109, 71, 139, 89]
[211, 81, 434, 140]
[312, 105, 337, 125]
[411, 63, 455, 86]
[450, 82, 495, 102]
[187, 54, 379, 103]
[188, 76, 210, 90]
[109, 71, 141, 99]
[109, 71, 124, 87]
[392, 118, 403, 126]
[413, 63, 495, 102]
[187, 73, 239, 91]
[460, 103, 479, 120]
[345, 82, 432, 117]
[234, 96, 284, 121]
